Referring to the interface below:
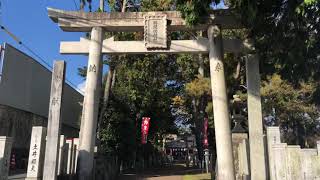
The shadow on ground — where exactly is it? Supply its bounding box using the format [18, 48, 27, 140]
[118, 164, 210, 180]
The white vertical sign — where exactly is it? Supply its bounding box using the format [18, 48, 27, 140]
[26, 127, 47, 178]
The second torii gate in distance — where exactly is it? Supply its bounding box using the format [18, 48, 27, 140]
[48, 7, 266, 180]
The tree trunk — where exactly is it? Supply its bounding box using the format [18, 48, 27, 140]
[234, 55, 241, 79]
[100, 0, 104, 11]
[122, 0, 127, 13]
[80, 0, 85, 11]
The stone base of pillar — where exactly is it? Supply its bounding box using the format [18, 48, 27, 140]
[232, 133, 250, 180]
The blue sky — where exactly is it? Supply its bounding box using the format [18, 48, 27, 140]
[0, 0, 226, 92]
[0, 0, 109, 92]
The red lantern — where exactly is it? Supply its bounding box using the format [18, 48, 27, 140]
[141, 117, 151, 144]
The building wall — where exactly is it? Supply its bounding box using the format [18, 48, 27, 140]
[0, 43, 83, 149]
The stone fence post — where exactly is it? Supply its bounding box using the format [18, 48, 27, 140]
[0, 136, 12, 180]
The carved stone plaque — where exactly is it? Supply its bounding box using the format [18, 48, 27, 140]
[144, 15, 167, 49]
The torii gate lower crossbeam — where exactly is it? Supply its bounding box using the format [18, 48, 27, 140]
[60, 37, 250, 55]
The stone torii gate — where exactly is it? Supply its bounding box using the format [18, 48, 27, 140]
[47, 8, 266, 180]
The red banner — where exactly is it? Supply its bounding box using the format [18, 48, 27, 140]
[141, 117, 151, 144]
[203, 117, 209, 147]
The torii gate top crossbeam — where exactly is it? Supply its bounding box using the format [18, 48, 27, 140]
[47, 8, 242, 32]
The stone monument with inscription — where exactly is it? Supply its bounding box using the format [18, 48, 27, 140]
[26, 127, 47, 180]
[266, 127, 281, 180]
[42, 61, 66, 180]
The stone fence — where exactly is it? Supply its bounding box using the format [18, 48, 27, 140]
[231, 127, 320, 180]
[267, 126, 320, 180]
[3, 124, 173, 180]
[5, 126, 320, 180]
[22, 126, 120, 180]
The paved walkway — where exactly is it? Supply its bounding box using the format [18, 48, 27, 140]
[8, 164, 206, 180]
[119, 164, 204, 180]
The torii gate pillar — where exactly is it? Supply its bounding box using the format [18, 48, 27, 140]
[78, 26, 103, 180]
[208, 25, 236, 180]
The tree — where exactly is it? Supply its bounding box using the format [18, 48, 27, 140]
[226, 0, 320, 146]
[77, 0, 320, 167]
[176, 0, 221, 25]
[261, 74, 320, 147]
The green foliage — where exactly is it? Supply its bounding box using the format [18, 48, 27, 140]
[79, 0, 320, 160]
[176, 0, 220, 25]
[229, 0, 320, 82]
[140, 0, 174, 11]
[77, 66, 87, 79]
[107, 0, 126, 11]
[99, 54, 181, 160]
[205, 102, 213, 120]
[261, 74, 320, 147]
[99, 95, 135, 157]
[221, 0, 320, 147]
[185, 75, 211, 98]
[80, 0, 94, 11]
[296, 0, 319, 14]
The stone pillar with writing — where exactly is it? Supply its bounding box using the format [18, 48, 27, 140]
[266, 127, 281, 180]
[0, 136, 13, 180]
[43, 61, 66, 180]
[26, 127, 47, 180]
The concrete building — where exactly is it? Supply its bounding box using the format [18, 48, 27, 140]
[0, 43, 83, 168]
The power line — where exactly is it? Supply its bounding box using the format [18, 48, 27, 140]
[0, 24, 82, 92]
